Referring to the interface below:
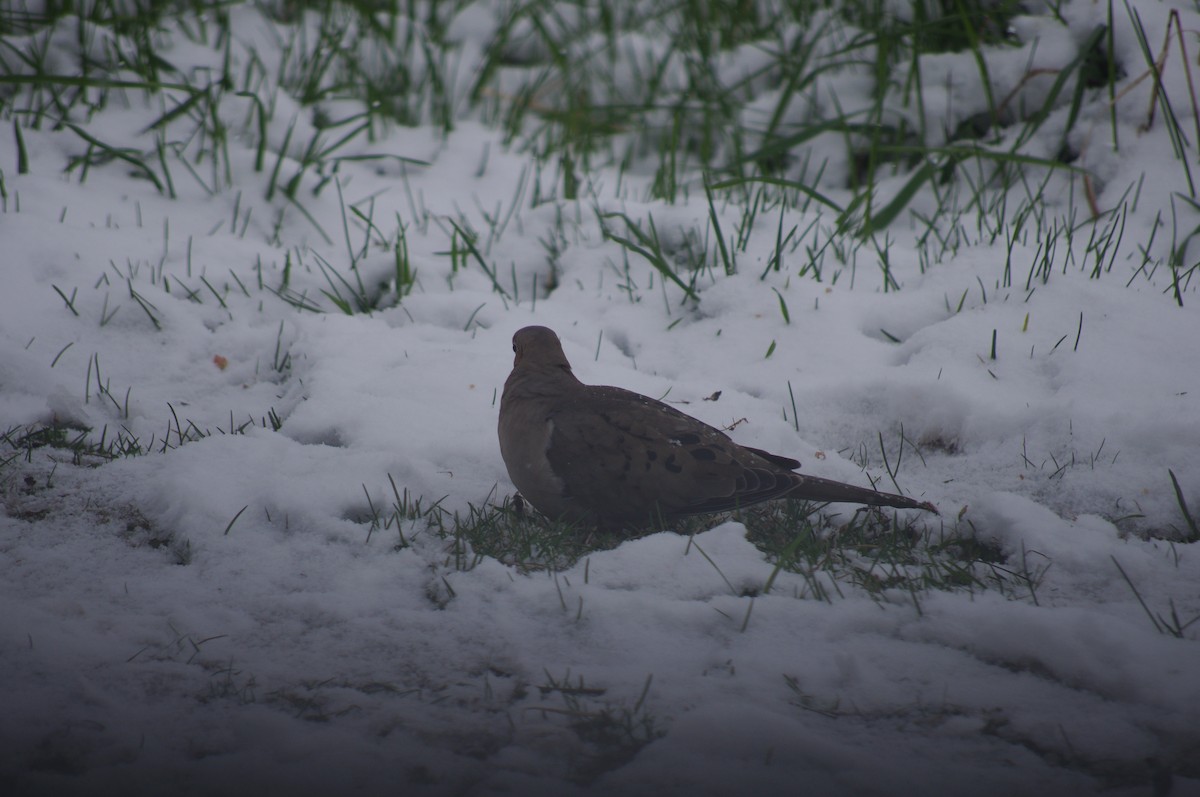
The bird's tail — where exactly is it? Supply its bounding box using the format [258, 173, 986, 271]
[787, 474, 938, 514]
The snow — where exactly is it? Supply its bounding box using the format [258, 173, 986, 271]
[2, 0, 1199, 794]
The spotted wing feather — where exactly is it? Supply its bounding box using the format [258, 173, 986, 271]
[544, 386, 801, 524]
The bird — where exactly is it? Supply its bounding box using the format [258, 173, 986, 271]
[498, 325, 937, 527]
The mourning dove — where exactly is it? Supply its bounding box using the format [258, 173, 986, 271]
[498, 326, 937, 527]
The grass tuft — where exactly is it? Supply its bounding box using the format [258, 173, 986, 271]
[1167, 468, 1198, 542]
[743, 499, 1031, 606]
[530, 669, 663, 785]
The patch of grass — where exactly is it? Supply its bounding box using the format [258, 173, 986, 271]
[113, 502, 193, 565]
[600, 210, 704, 303]
[4, 0, 1186, 321]
[1, 443, 195, 563]
[439, 495, 642, 573]
[1168, 467, 1198, 542]
[359, 473, 450, 551]
[127, 620, 227, 665]
[1111, 555, 1200, 639]
[741, 498, 1037, 606]
[355, 481, 720, 574]
[199, 659, 258, 706]
[391, 484, 1039, 608]
[2, 393, 284, 471]
[4, 0, 1185, 291]
[530, 670, 663, 785]
[1, 421, 146, 465]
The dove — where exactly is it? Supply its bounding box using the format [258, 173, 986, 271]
[498, 326, 937, 527]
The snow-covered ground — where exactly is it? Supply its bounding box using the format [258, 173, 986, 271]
[2, 1, 1198, 794]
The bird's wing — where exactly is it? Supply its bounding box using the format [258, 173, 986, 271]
[544, 386, 798, 522]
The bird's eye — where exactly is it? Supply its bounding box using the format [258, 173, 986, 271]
[512, 344, 517, 352]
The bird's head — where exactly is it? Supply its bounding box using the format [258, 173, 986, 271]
[511, 326, 573, 374]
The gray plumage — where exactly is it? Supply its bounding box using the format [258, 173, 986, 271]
[498, 326, 937, 526]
